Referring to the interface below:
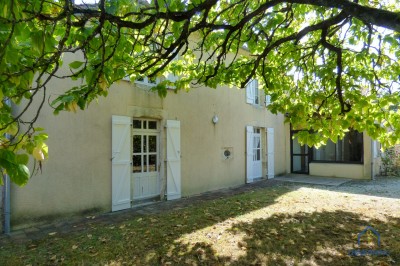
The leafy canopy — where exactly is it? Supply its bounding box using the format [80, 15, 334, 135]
[1, 0, 400, 185]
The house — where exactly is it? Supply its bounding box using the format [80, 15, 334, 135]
[3, 51, 381, 231]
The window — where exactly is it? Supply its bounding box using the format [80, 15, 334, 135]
[135, 76, 159, 85]
[122, 75, 159, 85]
[132, 119, 159, 173]
[246, 79, 259, 105]
[312, 129, 363, 163]
[265, 94, 272, 106]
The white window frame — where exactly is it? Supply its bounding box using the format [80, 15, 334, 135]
[135, 76, 159, 86]
[122, 75, 159, 86]
[265, 94, 272, 106]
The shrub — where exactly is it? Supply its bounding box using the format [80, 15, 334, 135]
[380, 146, 400, 176]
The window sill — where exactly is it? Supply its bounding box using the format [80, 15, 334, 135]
[310, 161, 364, 165]
[247, 103, 264, 109]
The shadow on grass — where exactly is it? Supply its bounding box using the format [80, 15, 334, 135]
[0, 186, 291, 264]
[165, 211, 399, 265]
[1, 186, 399, 265]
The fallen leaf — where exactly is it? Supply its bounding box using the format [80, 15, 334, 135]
[48, 232, 57, 236]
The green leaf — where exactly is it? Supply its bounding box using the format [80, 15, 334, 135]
[31, 31, 44, 53]
[15, 154, 29, 165]
[69, 61, 85, 69]
[0, 150, 30, 186]
[8, 164, 30, 186]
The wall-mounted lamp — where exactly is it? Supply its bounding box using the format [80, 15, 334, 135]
[212, 115, 219, 124]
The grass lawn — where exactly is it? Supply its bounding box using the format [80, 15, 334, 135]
[1, 184, 399, 265]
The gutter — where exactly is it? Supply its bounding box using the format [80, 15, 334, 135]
[371, 139, 375, 180]
[3, 174, 10, 234]
[3, 98, 12, 234]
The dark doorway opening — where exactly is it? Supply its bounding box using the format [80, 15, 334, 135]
[290, 127, 312, 174]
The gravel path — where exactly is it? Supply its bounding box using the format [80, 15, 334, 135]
[340, 176, 400, 199]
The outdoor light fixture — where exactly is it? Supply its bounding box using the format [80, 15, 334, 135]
[212, 115, 219, 124]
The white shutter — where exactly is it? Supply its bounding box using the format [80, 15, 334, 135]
[246, 126, 254, 183]
[267, 128, 275, 179]
[246, 81, 254, 104]
[265, 95, 271, 106]
[111, 115, 131, 211]
[166, 120, 181, 200]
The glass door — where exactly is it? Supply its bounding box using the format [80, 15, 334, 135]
[291, 128, 311, 174]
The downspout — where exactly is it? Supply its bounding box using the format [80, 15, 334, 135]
[3, 173, 10, 234]
[371, 139, 375, 180]
[3, 98, 12, 234]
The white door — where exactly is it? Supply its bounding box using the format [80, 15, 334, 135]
[246, 126, 262, 182]
[267, 128, 275, 179]
[166, 120, 181, 200]
[132, 119, 160, 200]
[112, 116, 132, 212]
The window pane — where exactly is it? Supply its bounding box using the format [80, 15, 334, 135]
[336, 139, 344, 161]
[148, 121, 157, 129]
[343, 130, 363, 162]
[312, 130, 363, 162]
[149, 155, 157, 172]
[292, 155, 308, 172]
[292, 137, 308, 154]
[253, 80, 259, 104]
[133, 135, 141, 153]
[132, 120, 141, 129]
[149, 135, 157, 152]
[132, 155, 142, 173]
[313, 140, 336, 161]
[143, 121, 147, 129]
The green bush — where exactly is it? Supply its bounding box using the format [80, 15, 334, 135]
[380, 147, 400, 176]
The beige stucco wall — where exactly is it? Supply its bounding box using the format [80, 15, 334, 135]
[309, 163, 364, 179]
[10, 53, 287, 227]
